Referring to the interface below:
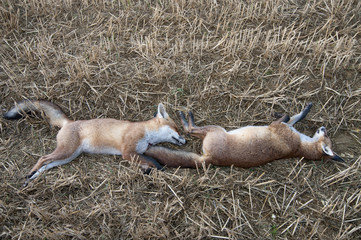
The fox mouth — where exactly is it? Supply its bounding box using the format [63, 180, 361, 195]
[172, 136, 185, 145]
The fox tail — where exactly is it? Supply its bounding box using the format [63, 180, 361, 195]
[3, 100, 71, 128]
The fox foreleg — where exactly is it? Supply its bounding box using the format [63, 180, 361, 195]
[145, 146, 207, 168]
[124, 152, 164, 174]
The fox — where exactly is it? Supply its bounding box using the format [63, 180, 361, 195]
[144, 103, 345, 168]
[3, 100, 186, 186]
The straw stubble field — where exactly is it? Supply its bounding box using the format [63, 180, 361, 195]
[1, 0, 360, 239]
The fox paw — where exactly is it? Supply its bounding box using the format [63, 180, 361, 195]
[25, 171, 36, 180]
[143, 168, 153, 175]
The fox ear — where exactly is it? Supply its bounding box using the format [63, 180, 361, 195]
[157, 103, 169, 119]
[321, 144, 345, 162]
[321, 144, 333, 156]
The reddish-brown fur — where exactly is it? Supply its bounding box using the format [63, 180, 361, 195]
[145, 105, 343, 168]
[4, 100, 185, 185]
[29, 118, 162, 173]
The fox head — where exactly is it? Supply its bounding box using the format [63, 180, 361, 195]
[313, 126, 344, 162]
[152, 103, 186, 146]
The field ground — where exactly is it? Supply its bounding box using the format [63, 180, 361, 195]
[1, 0, 360, 239]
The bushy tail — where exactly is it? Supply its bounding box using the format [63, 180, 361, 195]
[144, 146, 205, 168]
[3, 100, 71, 128]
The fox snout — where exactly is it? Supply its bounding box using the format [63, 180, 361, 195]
[173, 135, 186, 145]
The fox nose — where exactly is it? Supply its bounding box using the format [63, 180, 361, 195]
[331, 154, 345, 163]
[173, 136, 186, 145]
[180, 137, 186, 144]
[317, 127, 326, 135]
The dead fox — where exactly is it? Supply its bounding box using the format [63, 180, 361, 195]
[4, 100, 186, 186]
[145, 103, 344, 168]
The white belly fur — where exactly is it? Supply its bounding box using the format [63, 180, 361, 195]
[81, 138, 122, 155]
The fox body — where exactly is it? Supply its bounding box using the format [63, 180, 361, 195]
[4, 100, 186, 185]
[145, 103, 344, 168]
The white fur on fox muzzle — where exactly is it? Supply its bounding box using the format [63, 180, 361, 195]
[179, 137, 186, 145]
[173, 136, 186, 145]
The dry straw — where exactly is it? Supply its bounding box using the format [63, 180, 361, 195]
[1, 0, 360, 239]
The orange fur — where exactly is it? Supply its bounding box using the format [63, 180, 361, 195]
[4, 100, 186, 185]
[145, 103, 344, 168]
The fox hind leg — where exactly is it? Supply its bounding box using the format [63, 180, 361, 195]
[288, 102, 313, 126]
[24, 138, 82, 186]
[24, 150, 81, 186]
[280, 114, 291, 123]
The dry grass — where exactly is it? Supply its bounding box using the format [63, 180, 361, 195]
[1, 0, 360, 239]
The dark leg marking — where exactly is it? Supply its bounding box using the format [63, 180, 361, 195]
[141, 155, 164, 171]
[281, 114, 291, 123]
[178, 111, 189, 129]
[25, 171, 37, 180]
[188, 111, 196, 127]
[294, 102, 313, 125]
